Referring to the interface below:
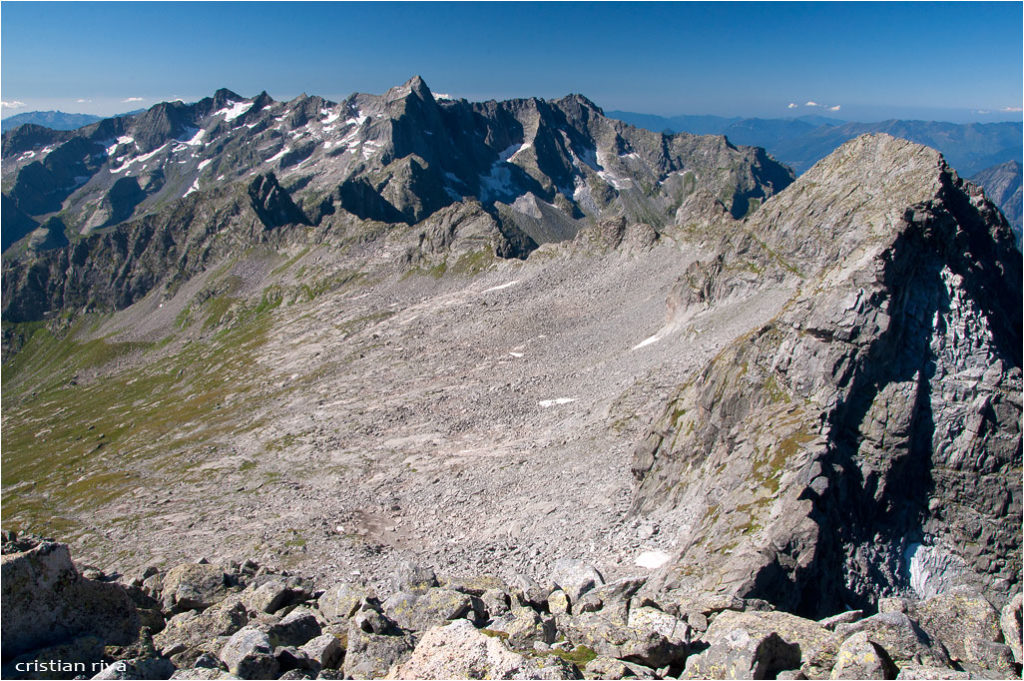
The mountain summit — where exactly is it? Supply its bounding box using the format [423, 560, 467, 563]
[1, 77, 791, 268]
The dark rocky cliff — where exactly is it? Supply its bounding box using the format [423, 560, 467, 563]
[631, 134, 1022, 617]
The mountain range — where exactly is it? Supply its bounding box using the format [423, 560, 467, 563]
[612, 110, 1023, 240]
[1, 110, 104, 133]
[1, 77, 1020, 680]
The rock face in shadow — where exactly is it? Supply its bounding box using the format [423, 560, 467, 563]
[631, 134, 1022, 617]
[972, 159, 1022, 245]
[1, 541, 139, 660]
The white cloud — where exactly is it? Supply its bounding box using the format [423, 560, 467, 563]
[1000, 106, 1023, 112]
[975, 110, 992, 115]
[2, 100, 27, 109]
[805, 101, 819, 107]
[828, 105, 841, 111]
[122, 97, 145, 103]
[76, 98, 93, 104]
[787, 102, 798, 109]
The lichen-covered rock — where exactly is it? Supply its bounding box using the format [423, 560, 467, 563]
[834, 612, 949, 670]
[681, 628, 801, 680]
[154, 598, 248, 657]
[828, 631, 897, 680]
[582, 656, 659, 680]
[162, 563, 230, 613]
[999, 592, 1022, 663]
[909, 587, 1007, 673]
[218, 626, 278, 679]
[241, 579, 292, 615]
[548, 589, 571, 616]
[556, 609, 687, 669]
[479, 588, 512, 622]
[550, 559, 604, 603]
[703, 610, 839, 679]
[382, 587, 472, 632]
[317, 582, 366, 622]
[300, 633, 343, 670]
[487, 605, 557, 649]
[267, 609, 322, 647]
[387, 619, 582, 680]
[343, 624, 415, 680]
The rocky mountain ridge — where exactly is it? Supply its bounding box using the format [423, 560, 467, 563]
[1, 77, 790, 282]
[611, 110, 1024, 239]
[631, 135, 1021, 616]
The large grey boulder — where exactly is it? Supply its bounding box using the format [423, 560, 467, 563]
[267, 608, 322, 647]
[154, 598, 248, 656]
[241, 579, 293, 615]
[1, 542, 140, 658]
[999, 592, 1022, 663]
[387, 619, 581, 679]
[218, 626, 278, 679]
[828, 631, 897, 680]
[556, 607, 687, 669]
[300, 634, 343, 670]
[391, 561, 437, 594]
[382, 587, 473, 632]
[835, 612, 949, 670]
[682, 627, 801, 680]
[162, 563, 230, 613]
[487, 605, 557, 649]
[910, 587, 1003, 669]
[550, 559, 604, 603]
[317, 582, 367, 622]
[343, 623, 415, 680]
[702, 610, 840, 679]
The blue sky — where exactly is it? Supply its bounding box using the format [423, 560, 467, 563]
[2, 2, 1021, 122]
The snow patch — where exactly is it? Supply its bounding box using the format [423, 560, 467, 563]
[265, 147, 289, 164]
[482, 281, 518, 293]
[321, 109, 340, 124]
[479, 164, 516, 201]
[216, 100, 252, 122]
[108, 143, 168, 173]
[509, 352, 524, 358]
[539, 398, 575, 407]
[183, 178, 200, 197]
[635, 550, 671, 569]
[197, 159, 212, 171]
[497, 142, 523, 163]
[183, 128, 206, 146]
[117, 135, 135, 146]
[632, 335, 661, 350]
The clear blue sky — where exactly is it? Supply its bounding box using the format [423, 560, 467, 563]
[2, 1, 1021, 122]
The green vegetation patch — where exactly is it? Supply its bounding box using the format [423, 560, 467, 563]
[1, 307, 279, 539]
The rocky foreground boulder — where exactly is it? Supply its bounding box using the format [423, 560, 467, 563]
[1, 533, 1021, 680]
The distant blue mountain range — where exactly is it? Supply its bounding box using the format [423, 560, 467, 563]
[0, 110, 103, 132]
